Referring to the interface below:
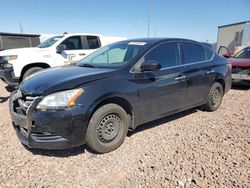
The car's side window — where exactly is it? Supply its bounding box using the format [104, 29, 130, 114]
[182, 42, 206, 64]
[144, 42, 180, 69]
[204, 47, 214, 60]
[87, 36, 101, 49]
[61, 36, 83, 50]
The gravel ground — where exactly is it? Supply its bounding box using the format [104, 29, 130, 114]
[0, 81, 249, 187]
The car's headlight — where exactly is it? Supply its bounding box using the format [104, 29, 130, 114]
[2, 55, 18, 61]
[36, 88, 84, 110]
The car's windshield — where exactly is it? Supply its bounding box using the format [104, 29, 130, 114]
[77, 41, 147, 68]
[234, 47, 250, 59]
[38, 36, 63, 48]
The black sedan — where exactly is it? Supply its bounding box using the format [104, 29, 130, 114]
[9, 38, 231, 153]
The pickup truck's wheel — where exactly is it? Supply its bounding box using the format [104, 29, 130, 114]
[203, 82, 224, 111]
[22, 67, 44, 81]
[86, 104, 129, 154]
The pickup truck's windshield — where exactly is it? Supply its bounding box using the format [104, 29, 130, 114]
[38, 36, 63, 48]
[234, 47, 250, 59]
[77, 41, 147, 68]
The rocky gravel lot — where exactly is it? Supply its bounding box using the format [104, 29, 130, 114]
[0, 81, 249, 187]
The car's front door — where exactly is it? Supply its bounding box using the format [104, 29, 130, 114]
[134, 42, 187, 124]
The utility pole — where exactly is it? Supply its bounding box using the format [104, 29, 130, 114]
[147, 0, 151, 38]
[19, 22, 23, 33]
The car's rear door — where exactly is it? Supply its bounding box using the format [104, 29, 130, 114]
[135, 42, 187, 123]
[181, 42, 215, 107]
[81, 35, 101, 57]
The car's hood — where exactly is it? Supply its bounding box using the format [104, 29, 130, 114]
[20, 65, 114, 96]
[0, 47, 49, 56]
[229, 58, 250, 67]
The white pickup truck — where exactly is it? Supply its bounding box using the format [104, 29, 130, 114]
[0, 33, 126, 86]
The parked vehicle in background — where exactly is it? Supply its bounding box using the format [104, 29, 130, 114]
[0, 33, 126, 86]
[0, 32, 41, 51]
[218, 46, 250, 84]
[234, 46, 250, 59]
[9, 38, 231, 153]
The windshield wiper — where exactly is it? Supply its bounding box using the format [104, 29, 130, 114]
[78, 63, 96, 68]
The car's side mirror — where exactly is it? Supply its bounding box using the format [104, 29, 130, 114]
[141, 61, 161, 72]
[56, 44, 66, 53]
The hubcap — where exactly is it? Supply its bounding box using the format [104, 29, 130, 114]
[97, 114, 121, 143]
[211, 87, 221, 106]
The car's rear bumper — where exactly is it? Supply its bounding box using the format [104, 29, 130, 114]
[9, 91, 88, 149]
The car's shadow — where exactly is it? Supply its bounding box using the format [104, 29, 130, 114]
[231, 84, 250, 91]
[25, 144, 87, 157]
[0, 85, 16, 103]
[128, 108, 198, 137]
[0, 96, 9, 103]
[5, 85, 16, 92]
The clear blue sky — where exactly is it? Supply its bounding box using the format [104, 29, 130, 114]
[0, 0, 249, 43]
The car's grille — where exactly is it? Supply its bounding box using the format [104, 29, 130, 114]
[0, 56, 5, 65]
[232, 66, 250, 75]
[13, 90, 36, 115]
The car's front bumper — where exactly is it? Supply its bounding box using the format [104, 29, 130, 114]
[0, 67, 19, 86]
[9, 90, 88, 149]
[232, 73, 250, 81]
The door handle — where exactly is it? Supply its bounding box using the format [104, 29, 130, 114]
[79, 53, 86, 56]
[175, 75, 186, 81]
[206, 70, 215, 74]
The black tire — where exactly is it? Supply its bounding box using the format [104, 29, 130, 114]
[203, 82, 224, 112]
[86, 104, 129, 154]
[22, 67, 44, 81]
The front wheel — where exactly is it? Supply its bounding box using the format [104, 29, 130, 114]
[86, 104, 129, 154]
[22, 67, 44, 81]
[203, 82, 224, 111]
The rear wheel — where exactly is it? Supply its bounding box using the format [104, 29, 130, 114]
[86, 104, 129, 153]
[203, 82, 224, 111]
[22, 67, 44, 81]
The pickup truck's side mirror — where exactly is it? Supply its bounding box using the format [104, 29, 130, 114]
[141, 61, 161, 72]
[56, 44, 66, 53]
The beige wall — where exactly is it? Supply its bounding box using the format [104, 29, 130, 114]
[217, 23, 245, 52]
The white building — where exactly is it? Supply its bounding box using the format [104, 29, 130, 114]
[217, 20, 250, 53]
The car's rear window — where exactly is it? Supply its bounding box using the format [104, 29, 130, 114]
[182, 43, 206, 64]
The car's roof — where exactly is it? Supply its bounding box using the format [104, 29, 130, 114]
[122, 38, 201, 45]
[53, 33, 103, 38]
